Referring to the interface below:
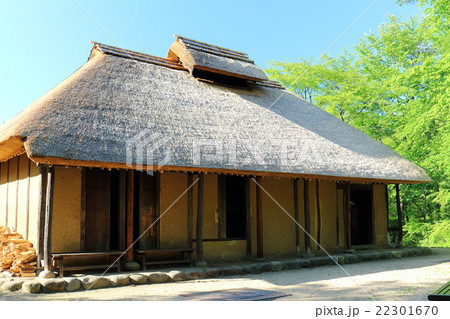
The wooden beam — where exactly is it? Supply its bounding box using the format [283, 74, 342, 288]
[316, 180, 321, 250]
[245, 177, 251, 256]
[344, 183, 351, 249]
[80, 168, 87, 251]
[304, 179, 311, 254]
[293, 178, 300, 253]
[196, 173, 205, 262]
[36, 165, 47, 269]
[256, 176, 263, 259]
[395, 184, 403, 245]
[43, 166, 55, 271]
[126, 170, 134, 262]
[187, 173, 194, 248]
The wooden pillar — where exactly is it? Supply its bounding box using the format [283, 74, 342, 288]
[293, 178, 300, 253]
[126, 170, 134, 262]
[43, 166, 55, 271]
[245, 177, 251, 256]
[395, 184, 403, 245]
[344, 183, 351, 249]
[187, 173, 194, 248]
[256, 176, 263, 259]
[196, 173, 205, 263]
[36, 165, 48, 269]
[303, 179, 311, 254]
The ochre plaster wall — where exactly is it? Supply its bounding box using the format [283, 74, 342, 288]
[373, 184, 389, 247]
[261, 177, 296, 257]
[51, 166, 81, 252]
[16, 155, 29, 238]
[27, 162, 40, 247]
[203, 240, 247, 261]
[160, 172, 188, 248]
[318, 180, 337, 251]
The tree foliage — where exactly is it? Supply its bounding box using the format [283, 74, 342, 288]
[266, 0, 450, 241]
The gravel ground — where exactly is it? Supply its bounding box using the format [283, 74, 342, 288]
[1, 248, 449, 301]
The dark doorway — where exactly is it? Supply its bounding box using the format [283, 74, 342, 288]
[350, 186, 373, 246]
[225, 176, 247, 238]
[85, 169, 111, 251]
[85, 168, 125, 252]
[109, 170, 121, 251]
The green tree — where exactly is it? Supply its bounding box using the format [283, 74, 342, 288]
[266, 0, 450, 240]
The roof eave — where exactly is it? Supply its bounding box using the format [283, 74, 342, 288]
[28, 154, 432, 184]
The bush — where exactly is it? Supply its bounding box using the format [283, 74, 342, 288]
[403, 220, 450, 247]
[403, 221, 430, 246]
[420, 220, 450, 247]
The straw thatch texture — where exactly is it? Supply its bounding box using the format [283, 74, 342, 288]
[0, 47, 431, 183]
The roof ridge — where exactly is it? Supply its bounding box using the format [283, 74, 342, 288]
[91, 41, 284, 89]
[174, 35, 255, 64]
[174, 35, 249, 57]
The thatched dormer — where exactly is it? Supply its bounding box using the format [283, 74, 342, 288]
[167, 35, 269, 82]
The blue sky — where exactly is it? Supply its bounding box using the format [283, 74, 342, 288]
[0, 0, 422, 125]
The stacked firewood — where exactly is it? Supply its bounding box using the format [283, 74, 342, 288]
[0, 226, 37, 277]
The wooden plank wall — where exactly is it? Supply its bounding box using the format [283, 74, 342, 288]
[0, 155, 40, 247]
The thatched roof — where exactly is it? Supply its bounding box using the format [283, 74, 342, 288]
[0, 39, 431, 183]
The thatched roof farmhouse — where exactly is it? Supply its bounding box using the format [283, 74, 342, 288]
[0, 36, 430, 277]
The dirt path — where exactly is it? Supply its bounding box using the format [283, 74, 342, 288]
[1, 248, 449, 301]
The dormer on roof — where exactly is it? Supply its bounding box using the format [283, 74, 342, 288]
[167, 35, 269, 82]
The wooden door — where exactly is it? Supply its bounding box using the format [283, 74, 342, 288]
[85, 169, 111, 251]
[138, 172, 157, 249]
